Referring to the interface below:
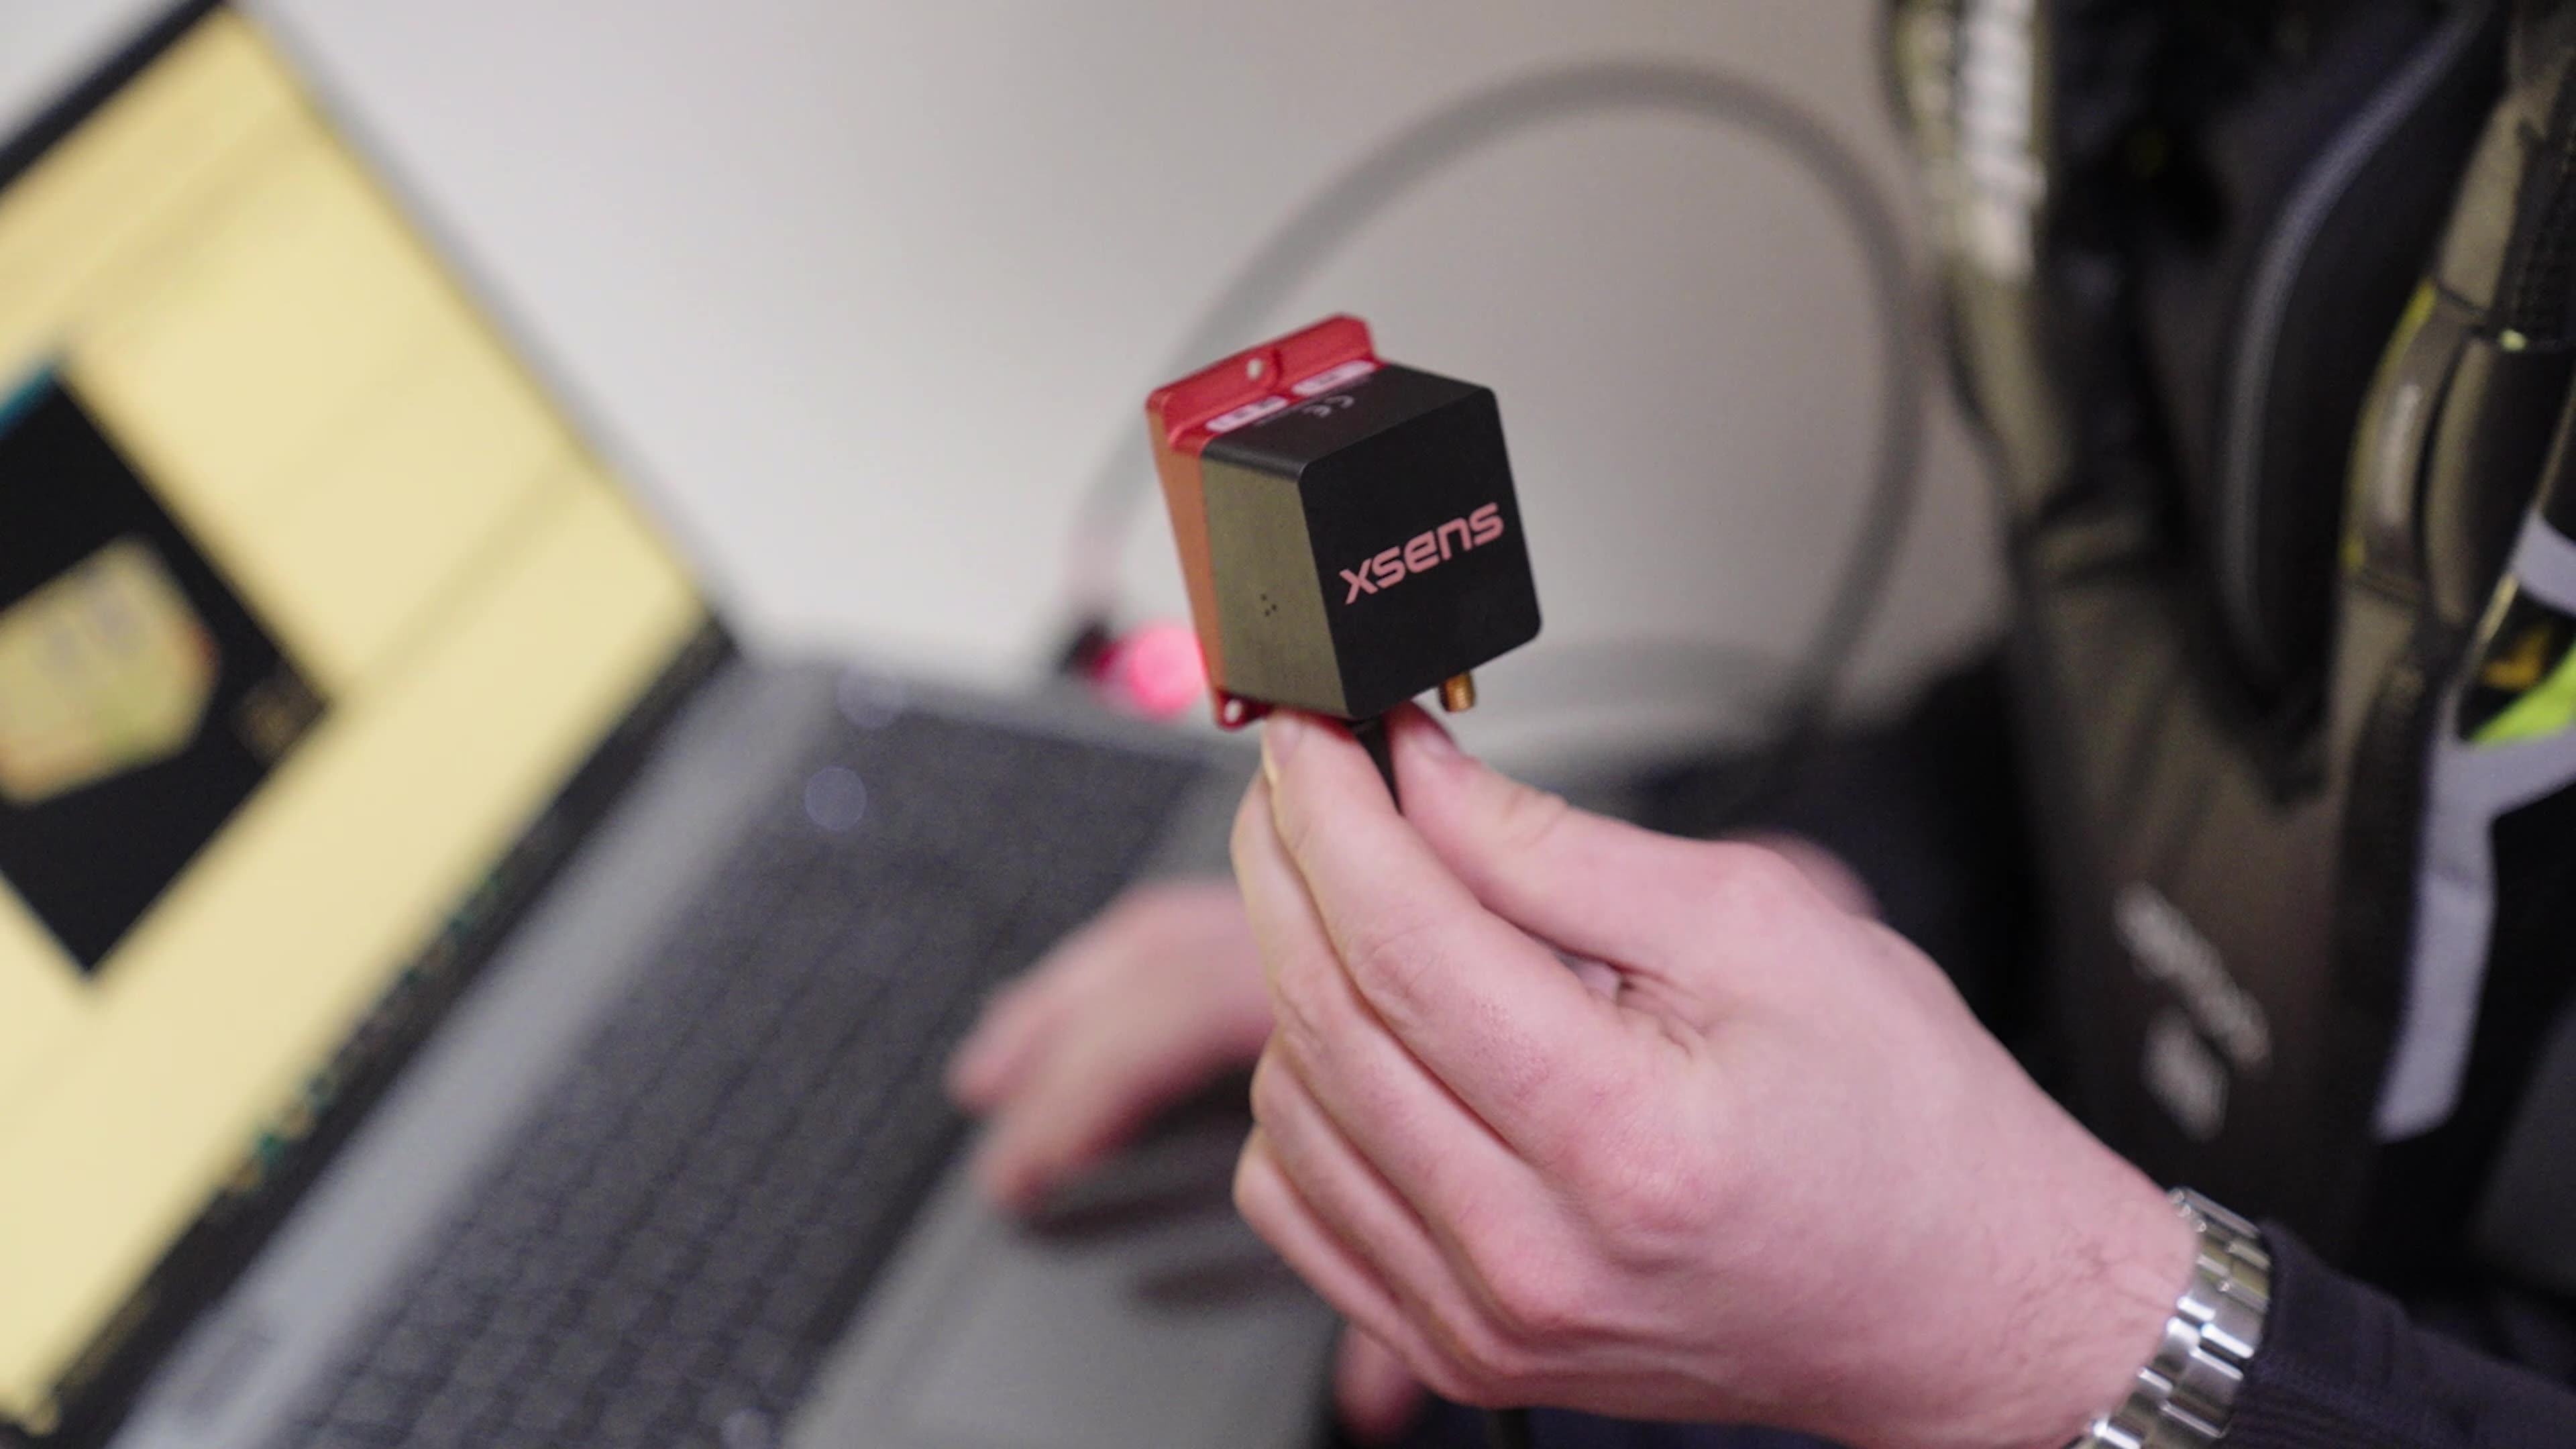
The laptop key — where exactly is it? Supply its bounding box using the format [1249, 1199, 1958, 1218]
[319, 1371, 416, 1434]
[588, 1387, 674, 1448]
[269, 710, 1200, 1449]
[501, 1373, 588, 1441]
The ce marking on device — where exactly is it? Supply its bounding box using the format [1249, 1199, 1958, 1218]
[1298, 394, 1357, 420]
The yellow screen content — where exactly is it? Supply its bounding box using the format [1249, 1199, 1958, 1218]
[0, 13, 708, 1425]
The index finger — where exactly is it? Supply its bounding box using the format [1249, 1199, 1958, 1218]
[1253, 710, 1626, 1150]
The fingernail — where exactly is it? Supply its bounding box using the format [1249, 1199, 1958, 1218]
[1410, 708, 1461, 759]
[1261, 712, 1309, 788]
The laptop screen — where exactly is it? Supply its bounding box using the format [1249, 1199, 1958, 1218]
[0, 5, 713, 1428]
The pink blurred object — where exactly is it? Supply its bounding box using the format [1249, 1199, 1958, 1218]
[1093, 621, 1206, 720]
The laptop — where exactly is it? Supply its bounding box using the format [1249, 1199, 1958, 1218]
[0, 4, 1336, 1446]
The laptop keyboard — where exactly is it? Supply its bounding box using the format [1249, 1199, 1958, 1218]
[269, 702, 1204, 1449]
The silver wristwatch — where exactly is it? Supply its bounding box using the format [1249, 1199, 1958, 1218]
[2068, 1189, 2272, 1449]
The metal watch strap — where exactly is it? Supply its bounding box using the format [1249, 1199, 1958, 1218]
[2070, 1189, 2273, 1449]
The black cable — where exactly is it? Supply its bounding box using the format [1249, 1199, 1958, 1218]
[1352, 713, 1401, 802]
[1055, 59, 1927, 816]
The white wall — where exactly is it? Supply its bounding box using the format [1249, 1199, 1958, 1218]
[1, 1, 2004, 766]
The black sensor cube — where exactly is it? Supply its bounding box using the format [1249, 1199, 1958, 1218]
[1189, 361, 1542, 722]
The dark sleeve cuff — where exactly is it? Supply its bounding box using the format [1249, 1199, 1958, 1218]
[2224, 1225, 2576, 1448]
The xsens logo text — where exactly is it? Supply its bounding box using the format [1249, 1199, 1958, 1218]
[1340, 504, 1506, 606]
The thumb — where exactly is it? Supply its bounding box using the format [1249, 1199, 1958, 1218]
[1385, 706, 1746, 970]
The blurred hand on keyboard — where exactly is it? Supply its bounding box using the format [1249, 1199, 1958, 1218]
[946, 877, 1436, 1443]
[947, 879, 1273, 1207]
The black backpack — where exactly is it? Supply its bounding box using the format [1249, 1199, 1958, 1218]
[1890, 0, 2576, 1309]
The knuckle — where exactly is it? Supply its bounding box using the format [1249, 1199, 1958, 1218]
[1409, 1351, 1485, 1409]
[1267, 992, 1332, 1075]
[1440, 1360, 1508, 1410]
[1468, 1238, 1585, 1348]
[1455, 1332, 1538, 1405]
[1693, 840, 1812, 923]
[1536, 1073, 1719, 1243]
[1444, 1211, 1585, 1354]
[1531, 1052, 1648, 1180]
[1603, 1152, 1716, 1243]
[1581, 1119, 1730, 1253]
[1373, 1320, 1485, 1407]
[1260, 949, 1340, 1065]
[1424, 1299, 1519, 1393]
[1342, 910, 1448, 1004]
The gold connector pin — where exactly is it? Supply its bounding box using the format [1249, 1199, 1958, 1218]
[1439, 673, 1477, 714]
